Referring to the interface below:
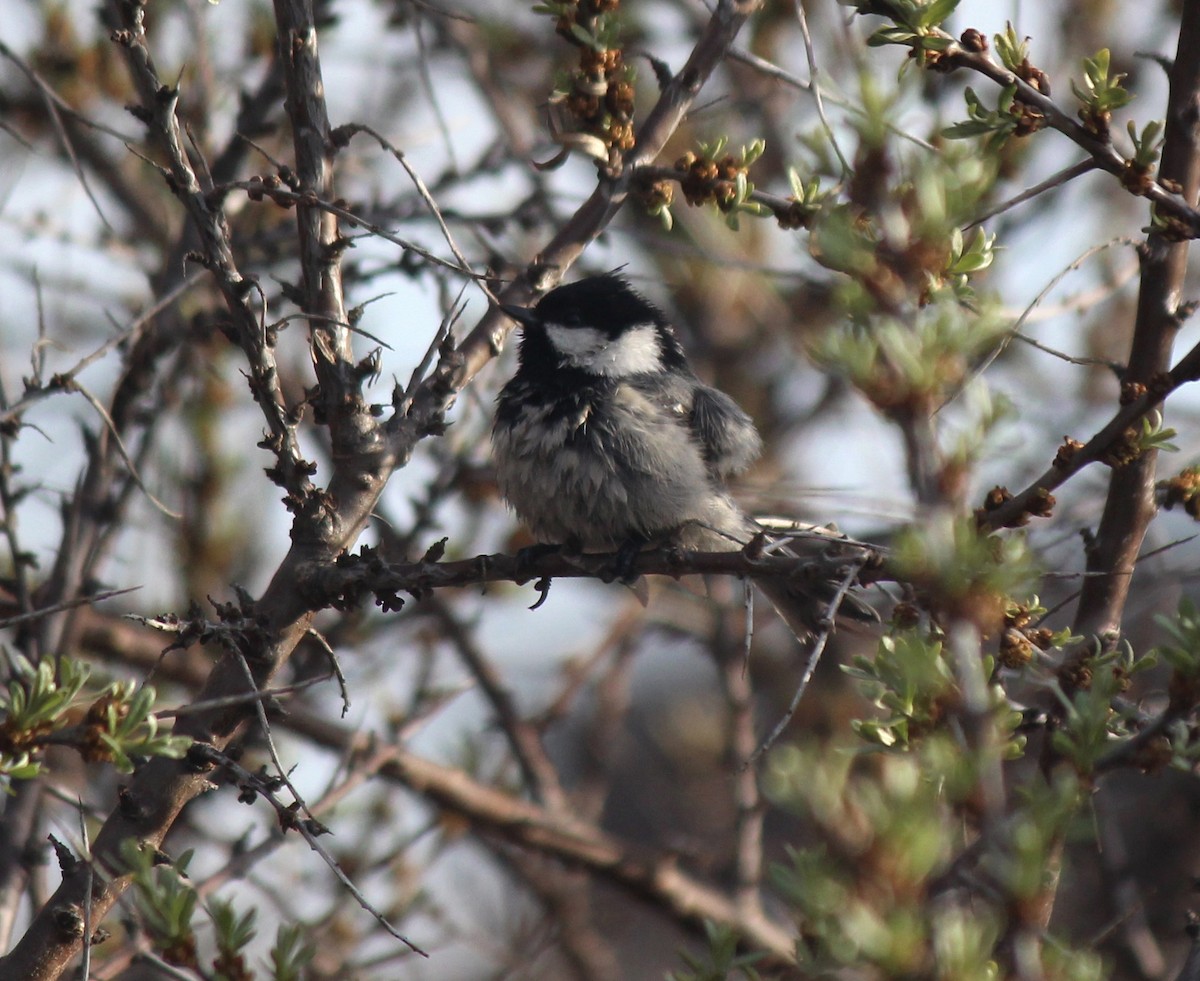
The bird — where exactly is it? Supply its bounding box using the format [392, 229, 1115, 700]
[491, 272, 875, 637]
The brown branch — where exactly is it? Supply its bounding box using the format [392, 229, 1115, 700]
[1069, 7, 1200, 643]
[428, 598, 569, 811]
[304, 536, 881, 610]
[283, 707, 800, 966]
[978, 327, 1200, 533]
[271, 0, 364, 454]
[22, 596, 799, 967]
[0, 1, 766, 975]
[946, 43, 1200, 235]
[714, 608, 765, 918]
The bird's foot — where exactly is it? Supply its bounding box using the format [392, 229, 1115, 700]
[603, 535, 647, 585]
[514, 542, 563, 582]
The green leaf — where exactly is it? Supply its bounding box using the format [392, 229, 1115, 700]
[918, 0, 960, 28]
[568, 22, 601, 50]
[869, 26, 919, 47]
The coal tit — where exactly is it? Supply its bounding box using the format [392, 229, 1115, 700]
[493, 273, 871, 635]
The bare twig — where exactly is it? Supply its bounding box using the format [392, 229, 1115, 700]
[282, 708, 800, 964]
[72, 382, 182, 520]
[0, 587, 141, 631]
[747, 557, 868, 765]
[428, 598, 568, 811]
[188, 742, 429, 957]
[966, 158, 1100, 229]
[715, 608, 764, 917]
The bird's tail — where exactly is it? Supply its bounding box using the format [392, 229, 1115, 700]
[679, 500, 879, 640]
[753, 566, 878, 640]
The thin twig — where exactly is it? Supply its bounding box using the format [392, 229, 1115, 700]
[966, 158, 1099, 229]
[0, 274, 203, 426]
[154, 674, 333, 718]
[794, 0, 850, 177]
[725, 44, 937, 152]
[73, 382, 182, 520]
[233, 652, 320, 829]
[303, 627, 351, 717]
[0, 587, 141, 631]
[0, 42, 114, 229]
[428, 597, 568, 810]
[948, 236, 1142, 410]
[77, 803, 92, 981]
[747, 558, 868, 766]
[412, 16, 459, 174]
[188, 743, 429, 957]
[230, 179, 488, 280]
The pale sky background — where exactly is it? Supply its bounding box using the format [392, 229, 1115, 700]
[3, 2, 1200, 971]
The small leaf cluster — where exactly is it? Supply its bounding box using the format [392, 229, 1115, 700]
[774, 167, 831, 230]
[990, 22, 1029, 73]
[1136, 410, 1179, 453]
[809, 127, 999, 310]
[849, 0, 961, 69]
[811, 302, 1007, 420]
[1154, 599, 1200, 713]
[123, 841, 202, 970]
[122, 840, 317, 980]
[1072, 48, 1133, 135]
[978, 774, 1094, 934]
[537, 0, 636, 166]
[1050, 644, 1154, 774]
[887, 515, 1040, 631]
[80, 679, 192, 773]
[945, 226, 996, 287]
[1124, 119, 1165, 192]
[845, 630, 955, 748]
[0, 656, 189, 787]
[1158, 463, 1200, 518]
[672, 138, 770, 230]
[1102, 410, 1177, 468]
[0, 655, 89, 783]
[944, 25, 1050, 145]
[764, 738, 1099, 979]
[668, 921, 764, 981]
[846, 629, 1025, 756]
[269, 925, 319, 981]
[943, 85, 1020, 147]
[209, 898, 260, 981]
[998, 596, 1071, 669]
[992, 22, 1051, 103]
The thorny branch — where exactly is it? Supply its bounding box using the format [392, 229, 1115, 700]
[944, 41, 1200, 235]
[1070, 5, 1200, 643]
[0, 0, 766, 976]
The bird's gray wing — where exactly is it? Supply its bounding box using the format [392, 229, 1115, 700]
[688, 384, 762, 478]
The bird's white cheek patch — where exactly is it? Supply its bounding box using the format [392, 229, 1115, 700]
[545, 323, 662, 376]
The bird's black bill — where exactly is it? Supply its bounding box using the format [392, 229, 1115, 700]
[500, 303, 540, 328]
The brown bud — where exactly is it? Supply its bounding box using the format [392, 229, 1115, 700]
[1053, 436, 1085, 470]
[1119, 380, 1147, 404]
[998, 628, 1034, 669]
[982, 485, 1013, 510]
[1027, 487, 1056, 518]
[960, 28, 987, 53]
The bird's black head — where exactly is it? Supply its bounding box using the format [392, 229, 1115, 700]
[503, 273, 689, 379]
[532, 273, 665, 336]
